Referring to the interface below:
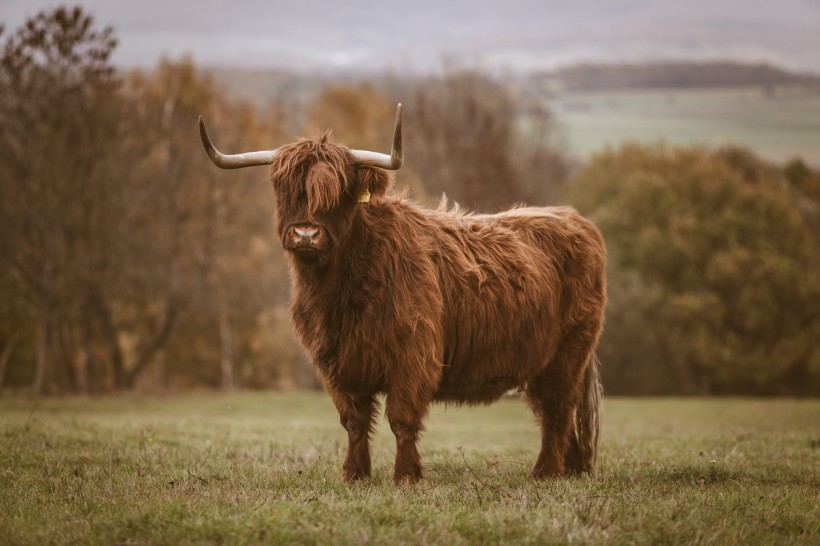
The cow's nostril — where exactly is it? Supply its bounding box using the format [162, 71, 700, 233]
[295, 227, 319, 239]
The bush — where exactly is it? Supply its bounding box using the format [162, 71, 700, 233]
[570, 144, 820, 395]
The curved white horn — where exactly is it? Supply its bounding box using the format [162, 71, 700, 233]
[350, 103, 403, 170]
[199, 116, 280, 169]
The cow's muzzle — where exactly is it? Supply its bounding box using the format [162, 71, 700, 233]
[284, 222, 329, 255]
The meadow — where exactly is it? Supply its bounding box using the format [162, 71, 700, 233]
[551, 85, 820, 166]
[1, 392, 818, 545]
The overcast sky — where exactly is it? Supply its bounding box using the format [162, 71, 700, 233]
[2, 0, 820, 73]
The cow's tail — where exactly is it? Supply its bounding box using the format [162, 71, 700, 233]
[576, 353, 603, 473]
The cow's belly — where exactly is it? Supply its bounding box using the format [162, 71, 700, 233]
[432, 310, 561, 404]
[433, 369, 521, 404]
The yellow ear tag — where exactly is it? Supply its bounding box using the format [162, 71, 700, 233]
[358, 188, 371, 203]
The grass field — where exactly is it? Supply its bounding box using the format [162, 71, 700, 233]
[550, 85, 820, 166]
[1, 392, 818, 545]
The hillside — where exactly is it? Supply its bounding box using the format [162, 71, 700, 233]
[532, 61, 820, 92]
[200, 62, 820, 166]
[548, 85, 820, 166]
[205, 61, 820, 108]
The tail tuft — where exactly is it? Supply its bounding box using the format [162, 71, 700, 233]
[576, 353, 603, 472]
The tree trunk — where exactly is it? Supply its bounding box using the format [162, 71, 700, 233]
[219, 300, 235, 391]
[124, 304, 177, 389]
[89, 291, 126, 389]
[74, 314, 95, 394]
[74, 348, 89, 394]
[0, 328, 24, 393]
[212, 180, 235, 391]
[55, 321, 77, 393]
[33, 316, 50, 394]
[153, 349, 166, 391]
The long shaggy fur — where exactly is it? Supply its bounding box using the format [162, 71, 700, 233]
[269, 133, 606, 483]
[271, 132, 352, 214]
[576, 354, 603, 472]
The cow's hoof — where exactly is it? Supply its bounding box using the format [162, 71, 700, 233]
[393, 472, 421, 485]
[531, 465, 564, 480]
[342, 468, 370, 482]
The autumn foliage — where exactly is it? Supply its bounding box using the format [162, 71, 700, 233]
[571, 145, 820, 395]
[1, 7, 818, 395]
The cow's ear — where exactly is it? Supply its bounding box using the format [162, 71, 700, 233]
[355, 165, 393, 200]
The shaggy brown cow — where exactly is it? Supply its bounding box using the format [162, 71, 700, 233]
[199, 105, 606, 484]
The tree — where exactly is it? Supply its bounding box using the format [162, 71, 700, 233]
[570, 144, 820, 394]
[0, 10, 316, 393]
[125, 57, 298, 390]
[1, 12, 188, 392]
[306, 84, 395, 151]
[408, 71, 567, 212]
[0, 6, 121, 392]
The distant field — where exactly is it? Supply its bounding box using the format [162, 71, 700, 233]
[1, 393, 818, 545]
[549, 85, 820, 166]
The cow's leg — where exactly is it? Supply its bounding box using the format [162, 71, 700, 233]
[329, 389, 378, 481]
[525, 323, 598, 478]
[386, 398, 425, 484]
[564, 430, 584, 475]
[385, 384, 433, 484]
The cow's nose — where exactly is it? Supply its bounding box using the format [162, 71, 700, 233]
[295, 227, 319, 239]
[287, 224, 325, 248]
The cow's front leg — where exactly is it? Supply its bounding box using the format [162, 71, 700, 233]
[329, 390, 378, 481]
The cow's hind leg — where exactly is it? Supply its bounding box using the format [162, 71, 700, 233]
[329, 390, 379, 481]
[525, 324, 598, 478]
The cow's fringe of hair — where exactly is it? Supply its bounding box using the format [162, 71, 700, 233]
[434, 195, 535, 219]
[576, 353, 603, 472]
[270, 131, 351, 214]
[435, 194, 474, 217]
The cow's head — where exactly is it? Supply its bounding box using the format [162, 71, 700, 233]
[199, 105, 402, 268]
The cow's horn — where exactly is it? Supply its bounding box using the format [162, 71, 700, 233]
[350, 103, 403, 170]
[198, 116, 280, 169]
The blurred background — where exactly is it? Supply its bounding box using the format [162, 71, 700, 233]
[0, 2, 818, 396]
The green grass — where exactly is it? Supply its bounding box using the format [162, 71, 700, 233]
[549, 85, 820, 166]
[1, 392, 818, 545]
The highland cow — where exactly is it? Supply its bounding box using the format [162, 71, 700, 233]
[199, 104, 606, 484]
